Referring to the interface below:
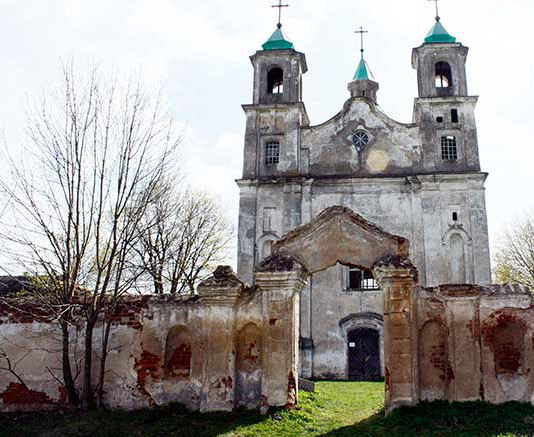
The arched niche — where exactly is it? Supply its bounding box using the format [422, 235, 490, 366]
[449, 233, 466, 284]
[164, 325, 192, 379]
[442, 227, 473, 284]
[235, 323, 262, 408]
[493, 321, 525, 376]
[257, 233, 280, 263]
[418, 320, 451, 401]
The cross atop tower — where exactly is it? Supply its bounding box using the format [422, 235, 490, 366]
[428, 0, 440, 21]
[354, 26, 368, 57]
[272, 0, 289, 29]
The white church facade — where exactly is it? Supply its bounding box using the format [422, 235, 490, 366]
[236, 16, 491, 380]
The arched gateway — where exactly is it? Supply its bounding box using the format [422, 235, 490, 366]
[254, 206, 419, 411]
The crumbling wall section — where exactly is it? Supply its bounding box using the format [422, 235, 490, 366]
[0, 267, 271, 413]
[416, 284, 534, 405]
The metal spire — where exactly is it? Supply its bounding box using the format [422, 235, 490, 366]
[272, 0, 289, 28]
[428, 0, 440, 21]
[354, 26, 368, 58]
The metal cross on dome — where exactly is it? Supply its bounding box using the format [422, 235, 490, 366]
[354, 26, 368, 56]
[272, 0, 289, 28]
[428, 0, 440, 20]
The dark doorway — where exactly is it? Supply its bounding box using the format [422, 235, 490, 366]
[348, 328, 381, 381]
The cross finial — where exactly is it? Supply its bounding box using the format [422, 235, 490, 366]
[354, 26, 369, 58]
[272, 0, 289, 28]
[428, 0, 440, 21]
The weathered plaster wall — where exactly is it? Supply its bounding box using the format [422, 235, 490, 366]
[416, 284, 534, 404]
[0, 268, 273, 413]
[241, 175, 491, 378]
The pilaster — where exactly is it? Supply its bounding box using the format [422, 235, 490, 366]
[254, 256, 308, 413]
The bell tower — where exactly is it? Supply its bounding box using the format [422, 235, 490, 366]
[237, 6, 309, 282]
[251, 25, 307, 106]
[412, 14, 480, 173]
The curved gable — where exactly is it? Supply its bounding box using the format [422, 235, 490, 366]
[273, 206, 409, 274]
[301, 99, 421, 177]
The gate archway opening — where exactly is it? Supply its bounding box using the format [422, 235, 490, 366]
[255, 206, 419, 412]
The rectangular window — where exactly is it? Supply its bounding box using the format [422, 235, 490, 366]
[347, 267, 380, 291]
[451, 109, 459, 123]
[441, 135, 458, 160]
[265, 141, 280, 165]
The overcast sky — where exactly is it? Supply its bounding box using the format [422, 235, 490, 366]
[1, 0, 533, 267]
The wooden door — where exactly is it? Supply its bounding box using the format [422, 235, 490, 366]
[348, 328, 381, 381]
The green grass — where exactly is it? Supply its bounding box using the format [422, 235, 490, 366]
[1, 382, 534, 436]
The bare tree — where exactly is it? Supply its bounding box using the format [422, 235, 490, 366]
[0, 347, 29, 389]
[135, 184, 231, 294]
[0, 62, 181, 408]
[493, 214, 534, 291]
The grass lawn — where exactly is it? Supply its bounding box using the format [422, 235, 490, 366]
[1, 381, 534, 436]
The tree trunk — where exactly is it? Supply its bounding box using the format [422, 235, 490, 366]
[61, 320, 80, 405]
[82, 318, 96, 409]
[96, 318, 112, 407]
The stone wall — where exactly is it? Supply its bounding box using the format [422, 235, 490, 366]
[1, 255, 533, 414]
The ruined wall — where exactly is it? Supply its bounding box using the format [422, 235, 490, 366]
[0, 267, 280, 413]
[416, 284, 534, 404]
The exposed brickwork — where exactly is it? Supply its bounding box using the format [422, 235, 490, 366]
[110, 297, 150, 330]
[287, 371, 296, 408]
[0, 301, 54, 324]
[243, 341, 260, 365]
[483, 312, 528, 376]
[0, 383, 54, 405]
[166, 343, 191, 379]
[134, 351, 161, 405]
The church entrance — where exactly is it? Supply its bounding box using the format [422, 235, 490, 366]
[348, 328, 381, 381]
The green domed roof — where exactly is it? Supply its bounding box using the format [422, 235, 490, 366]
[262, 25, 294, 51]
[425, 18, 456, 43]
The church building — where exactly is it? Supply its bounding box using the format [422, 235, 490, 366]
[236, 11, 491, 381]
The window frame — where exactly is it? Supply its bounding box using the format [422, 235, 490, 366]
[440, 135, 458, 161]
[343, 266, 380, 292]
[264, 140, 281, 166]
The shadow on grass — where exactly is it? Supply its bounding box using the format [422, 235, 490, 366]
[0, 403, 270, 437]
[318, 401, 534, 437]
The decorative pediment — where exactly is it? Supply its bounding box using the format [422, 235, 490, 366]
[272, 206, 409, 274]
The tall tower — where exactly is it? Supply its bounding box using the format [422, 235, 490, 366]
[412, 14, 491, 285]
[237, 21, 309, 283]
[412, 16, 481, 173]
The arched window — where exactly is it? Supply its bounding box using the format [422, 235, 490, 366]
[435, 62, 452, 88]
[267, 68, 284, 94]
